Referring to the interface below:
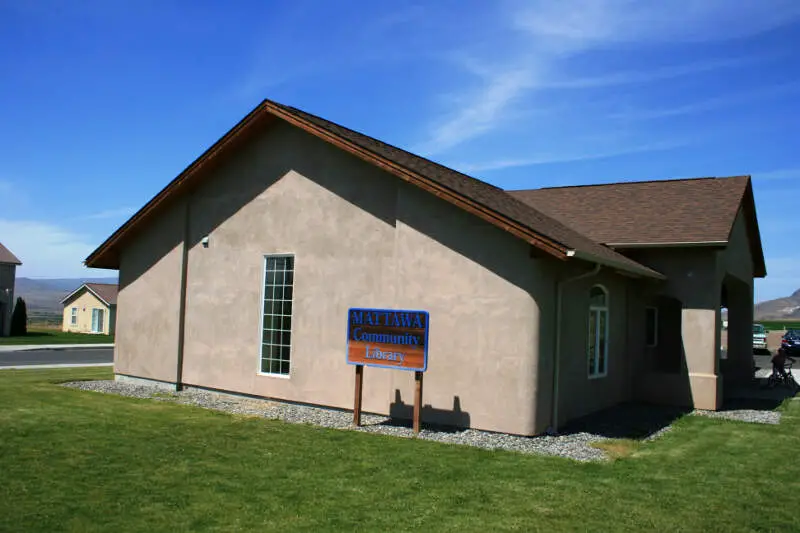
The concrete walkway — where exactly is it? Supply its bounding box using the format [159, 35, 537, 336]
[0, 344, 114, 352]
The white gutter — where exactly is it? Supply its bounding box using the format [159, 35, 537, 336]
[549, 263, 601, 435]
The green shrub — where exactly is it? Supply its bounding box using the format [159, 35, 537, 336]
[10, 297, 27, 336]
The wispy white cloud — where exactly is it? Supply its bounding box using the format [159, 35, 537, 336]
[457, 140, 684, 173]
[753, 168, 800, 181]
[608, 82, 800, 121]
[543, 57, 763, 90]
[368, 4, 428, 33]
[232, 3, 430, 100]
[512, 0, 800, 45]
[0, 220, 108, 278]
[420, 1, 800, 155]
[419, 66, 541, 154]
[79, 207, 136, 221]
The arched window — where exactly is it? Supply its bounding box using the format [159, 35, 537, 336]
[588, 285, 609, 378]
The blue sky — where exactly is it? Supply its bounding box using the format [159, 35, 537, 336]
[1, 0, 799, 302]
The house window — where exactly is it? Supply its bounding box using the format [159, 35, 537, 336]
[70, 307, 78, 325]
[588, 285, 609, 378]
[260, 255, 294, 376]
[645, 306, 658, 347]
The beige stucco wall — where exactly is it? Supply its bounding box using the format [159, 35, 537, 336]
[165, 121, 555, 435]
[0, 264, 15, 336]
[115, 198, 186, 383]
[556, 270, 634, 425]
[62, 290, 113, 334]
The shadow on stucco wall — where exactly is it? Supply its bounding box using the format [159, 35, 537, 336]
[116, 117, 556, 431]
[387, 389, 470, 431]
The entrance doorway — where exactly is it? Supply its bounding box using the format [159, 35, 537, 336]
[91, 308, 105, 333]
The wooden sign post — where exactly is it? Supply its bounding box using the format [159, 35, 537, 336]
[353, 364, 364, 426]
[347, 308, 430, 434]
[413, 371, 423, 434]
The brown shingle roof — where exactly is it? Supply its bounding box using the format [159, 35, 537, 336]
[85, 283, 118, 305]
[0, 242, 21, 265]
[508, 176, 748, 244]
[85, 99, 663, 279]
[509, 176, 765, 277]
[61, 283, 118, 306]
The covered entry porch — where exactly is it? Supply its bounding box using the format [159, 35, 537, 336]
[630, 236, 757, 411]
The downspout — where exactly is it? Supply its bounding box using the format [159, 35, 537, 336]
[175, 195, 191, 391]
[549, 262, 601, 434]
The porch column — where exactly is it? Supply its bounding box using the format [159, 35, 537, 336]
[724, 277, 754, 385]
[683, 305, 722, 410]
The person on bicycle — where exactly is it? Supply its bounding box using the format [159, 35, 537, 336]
[771, 347, 796, 379]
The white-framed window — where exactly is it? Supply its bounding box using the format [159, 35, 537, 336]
[260, 254, 294, 376]
[588, 285, 609, 378]
[645, 306, 658, 347]
[70, 307, 78, 325]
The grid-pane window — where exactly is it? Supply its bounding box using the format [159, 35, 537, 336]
[645, 307, 658, 347]
[588, 285, 609, 378]
[71, 307, 78, 325]
[260, 255, 294, 375]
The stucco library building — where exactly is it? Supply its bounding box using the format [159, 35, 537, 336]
[87, 100, 765, 436]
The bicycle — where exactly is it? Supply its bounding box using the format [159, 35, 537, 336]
[766, 361, 798, 390]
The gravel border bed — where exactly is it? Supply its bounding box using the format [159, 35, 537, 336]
[62, 379, 783, 461]
[63, 380, 608, 461]
[691, 409, 781, 425]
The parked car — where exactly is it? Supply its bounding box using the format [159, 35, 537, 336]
[753, 323, 768, 351]
[781, 331, 800, 357]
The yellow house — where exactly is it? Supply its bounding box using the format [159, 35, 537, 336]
[61, 283, 118, 335]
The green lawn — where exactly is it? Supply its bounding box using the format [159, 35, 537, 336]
[0, 327, 113, 345]
[759, 320, 800, 331]
[1, 368, 798, 532]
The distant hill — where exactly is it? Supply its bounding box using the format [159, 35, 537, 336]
[14, 277, 119, 314]
[755, 288, 800, 320]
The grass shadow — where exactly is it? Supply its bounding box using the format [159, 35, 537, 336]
[561, 403, 690, 440]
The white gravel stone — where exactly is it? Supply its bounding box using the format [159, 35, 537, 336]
[63, 380, 608, 461]
[62, 379, 781, 461]
[691, 409, 781, 425]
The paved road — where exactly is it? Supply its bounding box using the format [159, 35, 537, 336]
[0, 347, 113, 367]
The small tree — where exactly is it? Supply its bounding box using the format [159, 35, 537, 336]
[10, 296, 27, 336]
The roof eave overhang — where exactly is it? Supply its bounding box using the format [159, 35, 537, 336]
[569, 249, 666, 280]
[741, 178, 767, 278]
[607, 241, 728, 249]
[86, 100, 574, 269]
